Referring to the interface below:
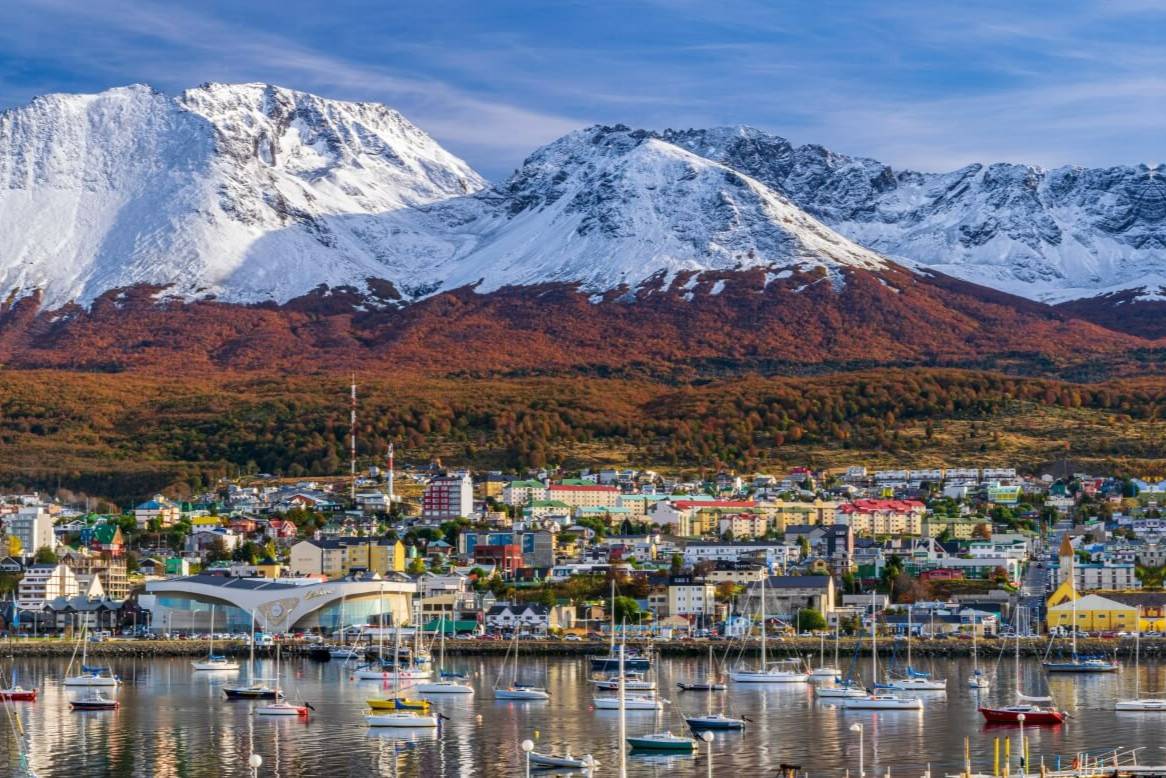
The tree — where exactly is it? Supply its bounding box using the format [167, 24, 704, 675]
[407, 557, 426, 576]
[670, 554, 683, 575]
[797, 536, 811, 558]
[796, 608, 827, 631]
[204, 538, 229, 563]
[613, 595, 641, 624]
[714, 582, 742, 604]
[33, 546, 58, 565]
[972, 523, 992, 540]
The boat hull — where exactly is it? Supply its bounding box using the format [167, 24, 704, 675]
[677, 682, 727, 692]
[627, 736, 696, 751]
[414, 682, 474, 694]
[223, 687, 281, 700]
[1042, 661, 1119, 673]
[593, 696, 661, 710]
[529, 753, 597, 769]
[1115, 699, 1166, 711]
[841, 696, 923, 710]
[70, 700, 119, 711]
[192, 661, 240, 671]
[978, 706, 1065, 724]
[590, 657, 650, 672]
[365, 713, 439, 728]
[0, 689, 37, 701]
[593, 679, 655, 691]
[684, 715, 745, 730]
[816, 686, 867, 699]
[368, 698, 431, 711]
[729, 671, 807, 683]
[495, 687, 550, 700]
[256, 704, 308, 717]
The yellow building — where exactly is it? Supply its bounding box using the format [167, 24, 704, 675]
[289, 538, 406, 578]
[759, 499, 839, 533]
[1046, 575, 1166, 633]
[921, 516, 981, 539]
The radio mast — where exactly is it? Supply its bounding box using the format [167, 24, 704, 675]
[386, 442, 395, 503]
[349, 374, 357, 503]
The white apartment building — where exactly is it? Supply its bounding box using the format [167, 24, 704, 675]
[4, 506, 56, 555]
[17, 563, 81, 610]
[422, 473, 474, 519]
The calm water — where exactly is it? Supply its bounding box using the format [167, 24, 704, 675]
[2, 653, 1165, 777]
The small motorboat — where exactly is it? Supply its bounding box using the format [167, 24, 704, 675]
[684, 712, 745, 730]
[529, 751, 599, 769]
[70, 692, 119, 711]
[365, 711, 440, 728]
[815, 683, 867, 699]
[593, 694, 663, 710]
[223, 683, 282, 700]
[626, 731, 697, 751]
[368, 697, 431, 711]
[677, 681, 726, 692]
[1115, 698, 1166, 712]
[495, 685, 550, 700]
[191, 655, 240, 672]
[0, 687, 37, 702]
[256, 701, 310, 717]
[593, 672, 656, 691]
[877, 677, 947, 692]
[414, 679, 474, 695]
[840, 694, 923, 710]
[63, 671, 119, 688]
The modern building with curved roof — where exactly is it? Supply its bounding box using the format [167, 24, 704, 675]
[141, 574, 416, 634]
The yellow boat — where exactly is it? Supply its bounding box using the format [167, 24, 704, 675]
[367, 697, 431, 712]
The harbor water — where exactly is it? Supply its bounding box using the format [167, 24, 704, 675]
[2, 654, 1164, 776]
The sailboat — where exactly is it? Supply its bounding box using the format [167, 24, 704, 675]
[368, 626, 432, 710]
[69, 691, 119, 710]
[354, 587, 430, 681]
[1043, 591, 1119, 672]
[223, 610, 281, 700]
[810, 624, 841, 678]
[366, 626, 439, 728]
[1115, 614, 1166, 711]
[494, 630, 549, 700]
[968, 615, 990, 689]
[729, 576, 808, 683]
[841, 592, 922, 710]
[595, 629, 664, 710]
[589, 580, 651, 672]
[978, 618, 1064, 724]
[677, 645, 726, 691]
[192, 606, 240, 671]
[414, 616, 473, 694]
[595, 671, 656, 691]
[528, 751, 599, 770]
[684, 646, 745, 730]
[816, 620, 865, 698]
[256, 641, 311, 716]
[877, 605, 945, 691]
[63, 621, 119, 687]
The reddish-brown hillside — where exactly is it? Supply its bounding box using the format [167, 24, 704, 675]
[0, 265, 1152, 377]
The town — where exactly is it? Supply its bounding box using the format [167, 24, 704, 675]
[3, 461, 1164, 645]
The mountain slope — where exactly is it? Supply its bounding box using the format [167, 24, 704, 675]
[662, 127, 1166, 308]
[0, 83, 484, 306]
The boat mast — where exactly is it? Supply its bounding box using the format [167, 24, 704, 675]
[1135, 608, 1141, 698]
[907, 603, 912, 670]
[870, 589, 877, 686]
[618, 640, 626, 778]
[610, 577, 616, 655]
[1070, 591, 1078, 659]
[759, 575, 767, 670]
[707, 644, 713, 717]
[378, 583, 385, 664]
[249, 610, 256, 682]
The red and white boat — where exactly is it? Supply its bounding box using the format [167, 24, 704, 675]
[978, 700, 1065, 725]
[0, 687, 37, 702]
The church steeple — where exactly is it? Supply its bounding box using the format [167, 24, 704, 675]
[1059, 533, 1076, 592]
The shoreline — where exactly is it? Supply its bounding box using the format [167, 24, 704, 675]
[0, 636, 1147, 658]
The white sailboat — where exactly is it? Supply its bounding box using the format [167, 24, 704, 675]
[810, 624, 841, 678]
[878, 604, 945, 692]
[354, 585, 429, 682]
[63, 621, 119, 687]
[256, 641, 310, 717]
[1115, 614, 1166, 711]
[730, 576, 808, 683]
[494, 629, 549, 700]
[366, 629, 440, 728]
[594, 630, 664, 710]
[414, 616, 473, 695]
[841, 592, 922, 711]
[192, 606, 240, 671]
[968, 614, 990, 689]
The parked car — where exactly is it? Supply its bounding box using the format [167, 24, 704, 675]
[563, 634, 582, 642]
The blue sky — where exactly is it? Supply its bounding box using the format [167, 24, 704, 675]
[1, 0, 1162, 180]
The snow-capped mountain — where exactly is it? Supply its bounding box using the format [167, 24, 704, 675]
[0, 83, 484, 306]
[662, 126, 1166, 304]
[1, 84, 1163, 316]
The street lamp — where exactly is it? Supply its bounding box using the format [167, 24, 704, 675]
[1017, 714, 1026, 774]
[702, 730, 714, 778]
[521, 738, 534, 778]
[850, 722, 864, 778]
